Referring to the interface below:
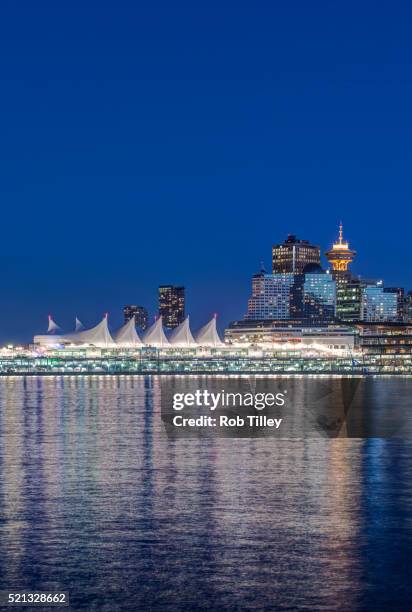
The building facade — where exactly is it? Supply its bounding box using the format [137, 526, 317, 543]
[303, 272, 336, 321]
[384, 287, 405, 322]
[123, 305, 148, 330]
[335, 275, 362, 321]
[408, 291, 412, 323]
[272, 235, 320, 274]
[225, 320, 355, 349]
[158, 285, 185, 328]
[361, 285, 398, 322]
[245, 269, 336, 323]
[246, 272, 303, 320]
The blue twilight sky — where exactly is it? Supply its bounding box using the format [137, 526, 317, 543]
[0, 0, 412, 342]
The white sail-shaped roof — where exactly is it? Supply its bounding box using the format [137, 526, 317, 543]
[47, 316, 61, 334]
[195, 316, 223, 346]
[113, 316, 143, 346]
[75, 317, 84, 332]
[169, 316, 197, 347]
[142, 316, 169, 347]
[60, 316, 115, 347]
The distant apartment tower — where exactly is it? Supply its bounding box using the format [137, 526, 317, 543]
[246, 271, 302, 320]
[303, 270, 336, 321]
[123, 305, 148, 330]
[384, 287, 405, 322]
[245, 267, 335, 322]
[158, 285, 185, 328]
[408, 291, 412, 324]
[335, 278, 362, 322]
[272, 235, 321, 274]
[361, 285, 398, 322]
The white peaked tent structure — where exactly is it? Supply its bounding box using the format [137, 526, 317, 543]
[32, 316, 63, 345]
[113, 316, 143, 347]
[60, 315, 115, 347]
[47, 316, 61, 334]
[75, 317, 84, 332]
[142, 316, 169, 347]
[169, 316, 197, 347]
[33, 312, 224, 349]
[195, 315, 223, 347]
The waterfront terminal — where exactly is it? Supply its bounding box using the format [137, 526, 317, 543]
[0, 315, 411, 376]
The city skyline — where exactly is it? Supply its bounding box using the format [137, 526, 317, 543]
[2, 1, 412, 342]
[3, 222, 411, 345]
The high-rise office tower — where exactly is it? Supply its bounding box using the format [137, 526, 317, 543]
[384, 287, 405, 322]
[123, 305, 148, 330]
[361, 285, 398, 322]
[245, 266, 335, 323]
[272, 235, 321, 274]
[303, 269, 336, 321]
[407, 291, 412, 324]
[246, 271, 302, 320]
[335, 278, 362, 321]
[158, 285, 185, 328]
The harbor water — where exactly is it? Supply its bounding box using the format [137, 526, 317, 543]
[0, 376, 411, 611]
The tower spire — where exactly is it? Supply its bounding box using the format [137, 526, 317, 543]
[325, 222, 356, 272]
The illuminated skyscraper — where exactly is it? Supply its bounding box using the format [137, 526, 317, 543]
[303, 270, 336, 321]
[158, 285, 185, 328]
[335, 278, 362, 321]
[123, 305, 148, 330]
[361, 285, 398, 322]
[246, 271, 303, 320]
[384, 287, 405, 322]
[272, 235, 320, 274]
[245, 265, 335, 322]
[407, 291, 412, 323]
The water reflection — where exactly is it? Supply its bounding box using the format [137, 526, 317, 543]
[0, 376, 411, 611]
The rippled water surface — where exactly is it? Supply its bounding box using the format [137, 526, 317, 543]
[0, 376, 411, 611]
